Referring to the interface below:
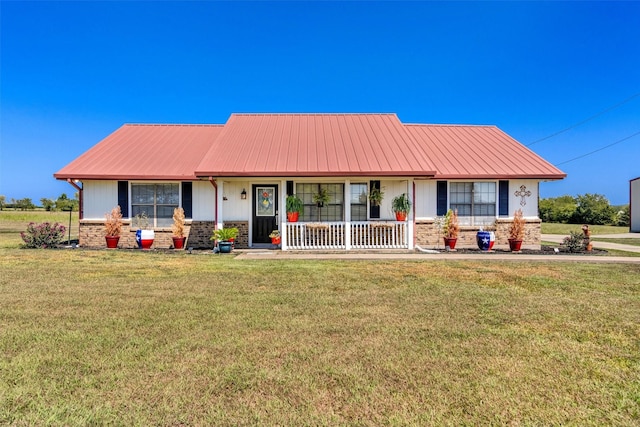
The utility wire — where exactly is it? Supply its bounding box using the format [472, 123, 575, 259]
[526, 92, 640, 147]
[555, 130, 640, 166]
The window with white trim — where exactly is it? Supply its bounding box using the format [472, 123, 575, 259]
[450, 182, 496, 225]
[350, 183, 368, 221]
[296, 183, 344, 222]
[131, 183, 179, 227]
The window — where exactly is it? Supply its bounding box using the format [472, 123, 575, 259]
[295, 183, 344, 222]
[450, 182, 496, 225]
[350, 183, 368, 221]
[131, 183, 179, 227]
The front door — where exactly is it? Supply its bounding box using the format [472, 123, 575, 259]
[252, 185, 278, 244]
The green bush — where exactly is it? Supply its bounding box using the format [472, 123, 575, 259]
[562, 231, 589, 253]
[20, 222, 66, 248]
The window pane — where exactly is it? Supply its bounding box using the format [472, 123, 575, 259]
[132, 184, 154, 204]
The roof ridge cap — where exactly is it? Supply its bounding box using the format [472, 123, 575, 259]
[124, 123, 224, 127]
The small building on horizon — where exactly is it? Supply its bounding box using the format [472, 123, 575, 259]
[631, 177, 640, 233]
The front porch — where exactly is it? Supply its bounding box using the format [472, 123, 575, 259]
[283, 221, 409, 250]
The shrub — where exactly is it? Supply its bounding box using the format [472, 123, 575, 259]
[508, 209, 525, 241]
[105, 206, 123, 237]
[172, 207, 186, 237]
[444, 209, 459, 239]
[20, 222, 66, 248]
[562, 231, 589, 253]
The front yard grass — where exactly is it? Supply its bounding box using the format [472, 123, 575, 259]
[1, 248, 638, 425]
[541, 222, 630, 235]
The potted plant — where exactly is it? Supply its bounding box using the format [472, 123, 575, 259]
[313, 187, 330, 207]
[368, 184, 384, 207]
[211, 227, 239, 253]
[269, 230, 281, 246]
[171, 207, 186, 249]
[286, 195, 303, 222]
[443, 208, 459, 250]
[133, 211, 154, 250]
[104, 205, 123, 248]
[508, 209, 525, 252]
[313, 187, 330, 221]
[391, 193, 411, 221]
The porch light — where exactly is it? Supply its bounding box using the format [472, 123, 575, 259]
[241, 189, 247, 199]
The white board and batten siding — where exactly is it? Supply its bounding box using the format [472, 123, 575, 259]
[631, 177, 640, 233]
[82, 181, 119, 220]
[414, 179, 539, 220]
[82, 180, 216, 221]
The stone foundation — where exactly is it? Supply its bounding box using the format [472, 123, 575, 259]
[223, 221, 249, 249]
[415, 218, 541, 250]
[79, 220, 217, 249]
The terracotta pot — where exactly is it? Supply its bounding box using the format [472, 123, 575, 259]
[287, 212, 299, 222]
[172, 236, 186, 249]
[271, 237, 281, 245]
[508, 238, 523, 252]
[395, 212, 407, 221]
[105, 236, 119, 249]
[443, 237, 457, 250]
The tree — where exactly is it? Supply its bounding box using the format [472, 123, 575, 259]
[55, 193, 78, 211]
[539, 195, 577, 223]
[41, 198, 56, 211]
[571, 193, 616, 225]
[616, 205, 630, 227]
[15, 198, 36, 211]
[0, 195, 5, 210]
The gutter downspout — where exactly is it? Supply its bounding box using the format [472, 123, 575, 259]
[66, 179, 83, 220]
[208, 177, 218, 231]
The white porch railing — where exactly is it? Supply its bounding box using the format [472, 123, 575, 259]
[284, 221, 408, 250]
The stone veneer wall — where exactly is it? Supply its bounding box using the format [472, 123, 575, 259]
[79, 220, 218, 249]
[223, 221, 249, 249]
[415, 218, 541, 249]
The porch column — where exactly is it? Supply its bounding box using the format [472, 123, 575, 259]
[344, 179, 351, 250]
[408, 179, 414, 250]
[216, 181, 224, 231]
[281, 179, 288, 251]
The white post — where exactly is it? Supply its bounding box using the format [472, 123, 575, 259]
[408, 179, 414, 250]
[281, 180, 288, 251]
[344, 179, 351, 250]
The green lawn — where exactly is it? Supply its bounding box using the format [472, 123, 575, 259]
[541, 222, 630, 235]
[0, 210, 79, 249]
[1, 247, 639, 425]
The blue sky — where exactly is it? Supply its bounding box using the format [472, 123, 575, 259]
[1, 1, 639, 205]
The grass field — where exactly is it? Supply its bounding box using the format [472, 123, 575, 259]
[1, 246, 639, 424]
[541, 222, 631, 235]
[0, 210, 79, 248]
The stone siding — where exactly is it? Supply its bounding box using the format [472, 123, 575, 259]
[223, 221, 249, 249]
[79, 220, 217, 249]
[415, 218, 541, 250]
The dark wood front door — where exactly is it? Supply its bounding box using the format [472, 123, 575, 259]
[252, 185, 278, 244]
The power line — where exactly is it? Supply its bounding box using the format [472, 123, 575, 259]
[526, 92, 640, 147]
[555, 130, 640, 166]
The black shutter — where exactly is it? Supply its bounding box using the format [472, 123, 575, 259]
[370, 180, 381, 219]
[182, 182, 193, 219]
[499, 181, 509, 216]
[117, 181, 128, 217]
[436, 181, 447, 216]
[286, 181, 294, 196]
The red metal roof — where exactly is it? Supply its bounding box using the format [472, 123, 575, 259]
[55, 114, 565, 181]
[54, 124, 224, 180]
[194, 114, 438, 177]
[404, 124, 566, 179]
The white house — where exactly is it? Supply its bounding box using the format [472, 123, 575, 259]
[54, 113, 566, 250]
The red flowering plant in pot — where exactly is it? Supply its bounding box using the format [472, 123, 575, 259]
[104, 205, 123, 249]
[508, 209, 525, 252]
